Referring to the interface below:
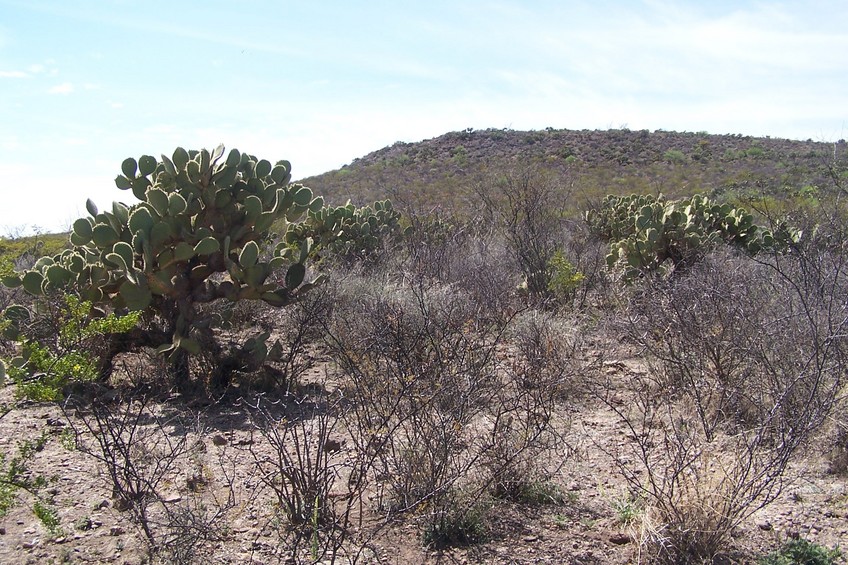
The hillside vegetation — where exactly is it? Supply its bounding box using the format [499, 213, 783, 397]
[302, 128, 847, 212]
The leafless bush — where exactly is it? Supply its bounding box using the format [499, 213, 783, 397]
[245, 391, 366, 563]
[482, 309, 584, 500]
[608, 385, 806, 563]
[395, 211, 470, 284]
[328, 279, 500, 507]
[325, 277, 571, 546]
[506, 309, 584, 396]
[606, 247, 847, 563]
[826, 409, 848, 475]
[474, 164, 574, 305]
[387, 214, 518, 323]
[63, 391, 235, 560]
[63, 393, 187, 549]
[627, 250, 845, 441]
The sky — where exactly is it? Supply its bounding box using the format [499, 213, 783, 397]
[1, 0, 847, 234]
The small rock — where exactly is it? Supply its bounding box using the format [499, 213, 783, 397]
[46, 417, 65, 427]
[109, 526, 124, 536]
[211, 435, 228, 446]
[163, 493, 182, 503]
[53, 537, 66, 544]
[323, 438, 343, 453]
[758, 521, 774, 531]
[609, 533, 631, 545]
[97, 499, 110, 509]
[523, 535, 538, 542]
[22, 540, 37, 549]
[47, 487, 59, 495]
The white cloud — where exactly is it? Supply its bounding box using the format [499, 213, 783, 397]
[0, 70, 28, 78]
[49, 82, 74, 94]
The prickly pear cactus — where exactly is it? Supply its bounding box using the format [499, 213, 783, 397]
[2, 145, 326, 387]
[587, 193, 797, 280]
[284, 199, 402, 262]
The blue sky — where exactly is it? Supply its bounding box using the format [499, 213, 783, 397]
[1, 0, 846, 233]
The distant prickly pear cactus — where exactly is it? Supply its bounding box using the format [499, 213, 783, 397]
[2, 145, 326, 388]
[586, 193, 797, 280]
[284, 199, 403, 262]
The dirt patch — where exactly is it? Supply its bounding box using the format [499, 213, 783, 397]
[0, 346, 844, 564]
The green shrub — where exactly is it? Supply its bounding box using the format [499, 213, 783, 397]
[0, 233, 69, 276]
[758, 538, 843, 565]
[0, 431, 50, 518]
[663, 149, 686, 164]
[4, 295, 140, 401]
[421, 497, 488, 548]
[547, 250, 585, 303]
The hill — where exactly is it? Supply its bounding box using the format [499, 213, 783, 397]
[300, 128, 847, 212]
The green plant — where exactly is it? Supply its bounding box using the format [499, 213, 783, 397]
[0, 431, 50, 521]
[421, 497, 488, 549]
[2, 146, 327, 389]
[586, 193, 797, 280]
[33, 499, 62, 536]
[3, 295, 140, 401]
[612, 494, 641, 525]
[451, 144, 468, 166]
[59, 427, 76, 451]
[284, 199, 402, 265]
[547, 250, 585, 303]
[599, 484, 643, 525]
[663, 149, 686, 164]
[0, 233, 69, 279]
[509, 480, 565, 505]
[758, 538, 843, 565]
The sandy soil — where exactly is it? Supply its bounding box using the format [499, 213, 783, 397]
[0, 352, 845, 565]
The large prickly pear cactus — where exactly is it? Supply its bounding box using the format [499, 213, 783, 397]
[586, 193, 797, 280]
[2, 145, 325, 387]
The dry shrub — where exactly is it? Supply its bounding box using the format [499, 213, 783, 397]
[325, 276, 571, 544]
[626, 249, 845, 442]
[244, 390, 365, 563]
[824, 399, 848, 475]
[327, 278, 500, 510]
[608, 246, 847, 563]
[621, 402, 794, 563]
[63, 391, 234, 561]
